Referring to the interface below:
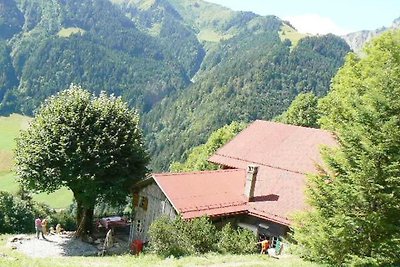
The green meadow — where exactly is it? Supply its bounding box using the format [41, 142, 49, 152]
[0, 234, 322, 267]
[279, 24, 308, 48]
[0, 114, 73, 209]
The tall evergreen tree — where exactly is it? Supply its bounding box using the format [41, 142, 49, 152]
[292, 30, 400, 266]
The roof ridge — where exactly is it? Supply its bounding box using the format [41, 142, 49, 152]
[181, 201, 247, 213]
[172, 191, 244, 201]
[152, 168, 244, 177]
[254, 120, 334, 134]
[211, 153, 307, 175]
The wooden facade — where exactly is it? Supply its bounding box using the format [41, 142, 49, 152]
[129, 183, 176, 242]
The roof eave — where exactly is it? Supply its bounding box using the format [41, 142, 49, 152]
[131, 175, 155, 191]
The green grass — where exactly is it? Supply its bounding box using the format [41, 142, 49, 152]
[32, 188, 74, 210]
[0, 234, 322, 267]
[57, 27, 86, 38]
[0, 114, 72, 209]
[197, 29, 233, 43]
[0, 114, 31, 189]
[0, 114, 31, 152]
[0, 170, 73, 209]
[168, 0, 235, 34]
[0, 171, 19, 193]
[279, 24, 308, 48]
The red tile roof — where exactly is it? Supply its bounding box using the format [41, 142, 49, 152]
[148, 121, 337, 226]
[209, 120, 336, 174]
[153, 169, 248, 219]
[246, 166, 306, 225]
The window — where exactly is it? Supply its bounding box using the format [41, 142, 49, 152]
[136, 219, 144, 233]
[270, 236, 279, 248]
[139, 196, 148, 211]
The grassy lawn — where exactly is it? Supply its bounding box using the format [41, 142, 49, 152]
[0, 114, 31, 192]
[0, 235, 322, 267]
[0, 171, 73, 209]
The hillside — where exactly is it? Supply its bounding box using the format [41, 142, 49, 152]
[145, 32, 350, 169]
[343, 17, 400, 53]
[0, 0, 351, 171]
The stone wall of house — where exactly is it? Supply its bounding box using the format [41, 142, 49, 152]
[129, 183, 176, 242]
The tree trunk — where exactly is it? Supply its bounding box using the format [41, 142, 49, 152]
[74, 195, 95, 238]
[75, 206, 94, 237]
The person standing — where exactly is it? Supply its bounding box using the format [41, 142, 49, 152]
[41, 218, 48, 236]
[35, 217, 45, 239]
[256, 239, 270, 254]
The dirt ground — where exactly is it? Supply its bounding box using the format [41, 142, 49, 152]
[7, 232, 129, 258]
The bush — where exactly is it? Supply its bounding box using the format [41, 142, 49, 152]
[176, 216, 217, 254]
[0, 191, 36, 233]
[94, 198, 131, 218]
[51, 209, 76, 231]
[149, 216, 257, 257]
[346, 256, 380, 267]
[217, 223, 258, 254]
[0, 190, 77, 234]
[148, 216, 195, 257]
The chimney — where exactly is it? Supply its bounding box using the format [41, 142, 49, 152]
[244, 165, 258, 201]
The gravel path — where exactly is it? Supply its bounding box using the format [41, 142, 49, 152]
[8, 234, 100, 258]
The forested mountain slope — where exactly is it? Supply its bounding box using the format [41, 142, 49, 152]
[0, 0, 199, 114]
[145, 31, 350, 170]
[0, 0, 351, 171]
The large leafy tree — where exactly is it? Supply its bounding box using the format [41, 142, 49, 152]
[15, 85, 148, 237]
[292, 31, 400, 266]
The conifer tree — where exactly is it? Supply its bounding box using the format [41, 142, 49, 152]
[293, 31, 400, 266]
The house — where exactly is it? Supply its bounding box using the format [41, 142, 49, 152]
[129, 120, 336, 244]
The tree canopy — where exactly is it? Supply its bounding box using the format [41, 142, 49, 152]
[15, 85, 149, 236]
[292, 30, 400, 266]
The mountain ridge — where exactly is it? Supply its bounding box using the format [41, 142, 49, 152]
[342, 16, 400, 53]
[0, 0, 351, 170]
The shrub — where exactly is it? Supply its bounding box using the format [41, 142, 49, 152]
[148, 216, 195, 257]
[0, 191, 36, 233]
[149, 216, 257, 257]
[217, 223, 257, 254]
[0, 190, 77, 234]
[177, 216, 218, 254]
[51, 209, 77, 231]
